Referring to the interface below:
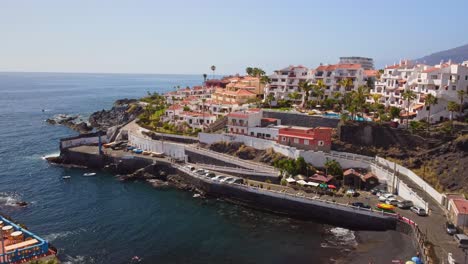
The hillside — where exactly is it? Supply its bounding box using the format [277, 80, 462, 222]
[415, 43, 468, 64]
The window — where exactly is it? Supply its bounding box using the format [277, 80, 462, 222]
[431, 75, 437, 79]
[304, 139, 309, 145]
[452, 86, 456, 91]
[251, 132, 254, 136]
[465, 75, 468, 80]
[294, 138, 299, 143]
[281, 137, 287, 142]
[318, 141, 324, 146]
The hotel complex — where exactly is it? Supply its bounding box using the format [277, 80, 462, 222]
[163, 57, 468, 131]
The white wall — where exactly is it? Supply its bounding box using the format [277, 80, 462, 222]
[61, 136, 108, 149]
[375, 157, 444, 205]
[128, 132, 186, 159]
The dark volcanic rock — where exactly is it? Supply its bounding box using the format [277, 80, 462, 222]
[88, 102, 143, 130]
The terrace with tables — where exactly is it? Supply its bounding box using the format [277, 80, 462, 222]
[0, 216, 56, 264]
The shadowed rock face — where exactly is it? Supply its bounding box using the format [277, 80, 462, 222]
[88, 101, 143, 130]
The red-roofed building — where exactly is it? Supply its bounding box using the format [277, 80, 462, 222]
[308, 173, 334, 184]
[343, 169, 379, 190]
[448, 198, 468, 231]
[277, 127, 332, 151]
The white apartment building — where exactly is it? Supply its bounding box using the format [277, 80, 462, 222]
[265, 65, 309, 104]
[370, 60, 468, 123]
[312, 63, 367, 97]
[265, 63, 369, 105]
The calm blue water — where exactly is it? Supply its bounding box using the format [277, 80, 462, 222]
[0, 72, 353, 264]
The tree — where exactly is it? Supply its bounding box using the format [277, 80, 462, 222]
[402, 89, 417, 129]
[424, 93, 438, 132]
[288, 91, 302, 102]
[324, 159, 343, 178]
[447, 101, 459, 121]
[353, 85, 370, 116]
[246, 67, 253, 76]
[211, 65, 216, 79]
[265, 93, 275, 108]
[295, 157, 308, 175]
[312, 80, 326, 106]
[338, 78, 353, 93]
[458, 90, 466, 116]
[203, 73, 207, 83]
[183, 106, 190, 112]
[389, 106, 401, 120]
[371, 94, 382, 110]
[298, 80, 313, 108]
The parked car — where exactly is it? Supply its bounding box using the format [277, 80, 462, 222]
[194, 169, 206, 175]
[351, 202, 371, 209]
[410, 206, 427, 216]
[212, 175, 227, 182]
[185, 165, 195, 171]
[454, 234, 468, 248]
[446, 222, 458, 235]
[397, 200, 413, 209]
[346, 189, 356, 197]
[385, 198, 399, 206]
[220, 177, 234, 183]
[379, 194, 394, 202]
[204, 172, 216, 178]
[371, 188, 382, 195]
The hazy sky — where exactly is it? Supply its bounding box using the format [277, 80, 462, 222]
[1, 0, 468, 74]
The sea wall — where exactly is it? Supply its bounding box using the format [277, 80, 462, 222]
[262, 111, 340, 128]
[60, 132, 108, 150]
[175, 166, 397, 231]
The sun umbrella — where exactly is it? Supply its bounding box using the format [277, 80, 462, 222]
[405, 261, 416, 264]
[328, 184, 336, 189]
[411, 256, 422, 264]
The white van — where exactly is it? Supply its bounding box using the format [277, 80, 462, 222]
[454, 234, 468, 248]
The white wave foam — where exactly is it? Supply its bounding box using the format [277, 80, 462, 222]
[44, 230, 75, 242]
[328, 227, 358, 247]
[0, 192, 21, 206]
[42, 152, 60, 160]
[61, 255, 91, 264]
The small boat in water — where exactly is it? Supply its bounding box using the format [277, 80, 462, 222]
[62, 176, 71, 179]
[83, 172, 96, 177]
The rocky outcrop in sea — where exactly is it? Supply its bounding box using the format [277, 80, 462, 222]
[46, 114, 92, 133]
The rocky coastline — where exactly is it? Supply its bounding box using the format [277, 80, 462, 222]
[45, 98, 143, 133]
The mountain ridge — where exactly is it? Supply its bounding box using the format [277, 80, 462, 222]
[414, 43, 468, 65]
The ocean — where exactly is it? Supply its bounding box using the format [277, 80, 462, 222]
[0, 72, 407, 264]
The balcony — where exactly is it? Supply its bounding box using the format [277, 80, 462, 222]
[228, 122, 248, 127]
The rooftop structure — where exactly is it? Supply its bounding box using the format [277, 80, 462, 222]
[277, 126, 332, 151]
[339, 56, 374, 70]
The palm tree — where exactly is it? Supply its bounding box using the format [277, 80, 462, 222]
[353, 85, 370, 116]
[298, 80, 313, 108]
[288, 91, 301, 103]
[203, 73, 207, 83]
[201, 98, 207, 131]
[211, 65, 216, 79]
[457, 90, 466, 116]
[246, 67, 253, 76]
[266, 93, 275, 108]
[371, 94, 382, 110]
[402, 89, 417, 129]
[424, 93, 438, 132]
[338, 78, 353, 93]
[312, 79, 326, 107]
[447, 101, 459, 121]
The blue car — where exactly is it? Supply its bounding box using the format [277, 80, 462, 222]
[127, 146, 135, 150]
[132, 149, 143, 154]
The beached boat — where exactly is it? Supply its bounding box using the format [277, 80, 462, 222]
[83, 172, 96, 177]
[62, 176, 71, 179]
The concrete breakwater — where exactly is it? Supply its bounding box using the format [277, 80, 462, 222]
[50, 145, 399, 231]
